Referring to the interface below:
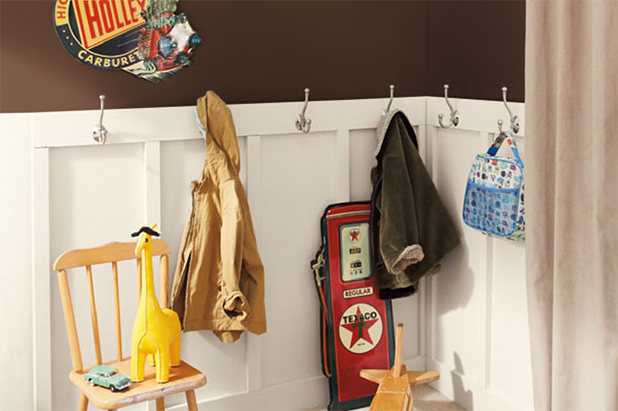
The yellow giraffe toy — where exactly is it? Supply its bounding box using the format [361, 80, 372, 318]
[131, 224, 182, 383]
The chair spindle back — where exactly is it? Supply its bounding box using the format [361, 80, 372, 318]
[54, 240, 172, 372]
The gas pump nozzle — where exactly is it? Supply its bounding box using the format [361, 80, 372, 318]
[312, 248, 325, 286]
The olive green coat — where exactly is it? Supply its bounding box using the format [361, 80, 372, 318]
[371, 110, 460, 299]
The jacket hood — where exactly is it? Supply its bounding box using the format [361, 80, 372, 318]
[374, 109, 418, 165]
[197, 91, 241, 181]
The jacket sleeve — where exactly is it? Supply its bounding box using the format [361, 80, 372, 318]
[378, 122, 425, 274]
[219, 178, 251, 321]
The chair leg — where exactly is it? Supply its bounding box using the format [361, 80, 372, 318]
[156, 397, 165, 411]
[185, 390, 198, 411]
[78, 394, 88, 411]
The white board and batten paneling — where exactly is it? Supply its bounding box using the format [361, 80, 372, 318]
[0, 95, 532, 411]
[425, 97, 533, 411]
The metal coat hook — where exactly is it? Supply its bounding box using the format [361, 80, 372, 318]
[497, 87, 520, 135]
[382, 84, 395, 116]
[92, 95, 108, 144]
[438, 84, 460, 128]
[295, 88, 312, 134]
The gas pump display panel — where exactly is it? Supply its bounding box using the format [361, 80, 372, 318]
[315, 202, 395, 411]
[340, 223, 372, 283]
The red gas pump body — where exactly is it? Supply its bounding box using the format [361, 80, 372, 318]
[313, 202, 395, 410]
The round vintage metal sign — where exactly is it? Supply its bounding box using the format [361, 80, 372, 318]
[54, 0, 201, 82]
[54, 0, 147, 70]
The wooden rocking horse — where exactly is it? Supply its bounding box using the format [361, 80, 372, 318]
[131, 224, 182, 383]
[360, 323, 440, 411]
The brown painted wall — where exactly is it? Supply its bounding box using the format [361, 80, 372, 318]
[426, 1, 525, 103]
[0, 0, 524, 113]
[0, 1, 427, 112]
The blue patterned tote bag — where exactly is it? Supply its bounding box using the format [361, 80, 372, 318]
[462, 132, 525, 241]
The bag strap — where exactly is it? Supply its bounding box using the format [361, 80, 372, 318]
[486, 132, 523, 165]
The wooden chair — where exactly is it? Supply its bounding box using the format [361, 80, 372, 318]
[54, 240, 206, 411]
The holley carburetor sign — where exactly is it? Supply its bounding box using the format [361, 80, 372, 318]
[54, 0, 201, 82]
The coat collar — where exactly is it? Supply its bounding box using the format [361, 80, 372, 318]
[375, 108, 401, 159]
[374, 109, 418, 165]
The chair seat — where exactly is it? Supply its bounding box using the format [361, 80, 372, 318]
[70, 358, 207, 410]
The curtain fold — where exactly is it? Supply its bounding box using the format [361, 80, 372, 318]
[526, 1, 618, 410]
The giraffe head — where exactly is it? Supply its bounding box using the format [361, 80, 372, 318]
[131, 224, 160, 257]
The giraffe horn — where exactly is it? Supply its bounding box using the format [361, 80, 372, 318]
[131, 226, 161, 237]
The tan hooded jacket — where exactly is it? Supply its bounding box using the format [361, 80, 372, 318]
[171, 91, 266, 343]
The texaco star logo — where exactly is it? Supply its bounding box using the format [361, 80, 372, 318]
[349, 229, 360, 243]
[339, 303, 383, 354]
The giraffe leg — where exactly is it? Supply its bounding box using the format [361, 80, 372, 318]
[170, 338, 181, 367]
[148, 353, 156, 367]
[156, 347, 171, 383]
[131, 345, 146, 382]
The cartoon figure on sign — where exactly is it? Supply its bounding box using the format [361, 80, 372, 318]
[128, 0, 201, 82]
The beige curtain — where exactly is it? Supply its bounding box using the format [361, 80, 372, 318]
[526, 1, 618, 410]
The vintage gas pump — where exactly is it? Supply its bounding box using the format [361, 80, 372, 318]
[312, 202, 395, 411]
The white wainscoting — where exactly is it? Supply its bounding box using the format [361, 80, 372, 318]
[425, 97, 533, 411]
[0, 95, 532, 411]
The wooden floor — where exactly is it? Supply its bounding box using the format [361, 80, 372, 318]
[404, 385, 466, 411]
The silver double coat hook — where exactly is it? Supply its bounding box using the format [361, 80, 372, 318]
[438, 84, 460, 128]
[92, 95, 108, 144]
[295, 88, 312, 134]
[497, 87, 520, 135]
[382, 84, 395, 117]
